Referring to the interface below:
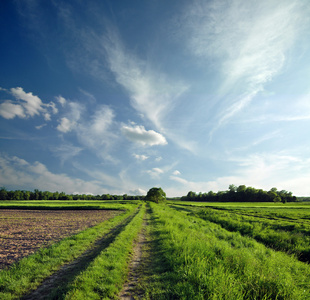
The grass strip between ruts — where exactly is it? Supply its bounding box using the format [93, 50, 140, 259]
[64, 203, 146, 299]
[0, 205, 136, 299]
[143, 203, 310, 299]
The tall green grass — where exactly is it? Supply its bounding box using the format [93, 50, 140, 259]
[0, 207, 136, 299]
[64, 203, 146, 299]
[143, 203, 310, 299]
[185, 206, 310, 262]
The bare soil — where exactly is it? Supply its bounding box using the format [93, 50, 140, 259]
[0, 209, 120, 269]
[21, 214, 134, 300]
[119, 216, 149, 300]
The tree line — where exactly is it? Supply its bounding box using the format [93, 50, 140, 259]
[181, 185, 297, 203]
[0, 185, 299, 203]
[0, 188, 145, 201]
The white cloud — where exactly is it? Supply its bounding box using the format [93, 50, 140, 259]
[47, 101, 58, 114]
[0, 154, 107, 194]
[129, 188, 146, 196]
[35, 124, 47, 130]
[57, 117, 74, 133]
[0, 87, 58, 121]
[44, 113, 51, 121]
[56, 95, 67, 107]
[147, 167, 164, 179]
[121, 124, 167, 146]
[10, 87, 44, 117]
[56, 101, 83, 133]
[0, 101, 25, 119]
[172, 170, 181, 176]
[134, 154, 149, 161]
[169, 174, 238, 196]
[56, 103, 117, 162]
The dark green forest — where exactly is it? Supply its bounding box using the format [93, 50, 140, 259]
[0, 188, 144, 201]
[181, 185, 297, 203]
[0, 185, 302, 202]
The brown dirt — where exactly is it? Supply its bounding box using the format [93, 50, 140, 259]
[119, 216, 148, 300]
[0, 209, 121, 269]
[21, 214, 135, 300]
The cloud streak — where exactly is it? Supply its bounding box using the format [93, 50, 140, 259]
[181, 0, 306, 130]
[102, 30, 189, 131]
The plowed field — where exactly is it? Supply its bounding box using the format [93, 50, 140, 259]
[0, 209, 120, 269]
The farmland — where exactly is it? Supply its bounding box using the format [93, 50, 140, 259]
[0, 209, 122, 269]
[0, 200, 310, 299]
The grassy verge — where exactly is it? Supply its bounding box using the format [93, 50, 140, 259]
[183, 205, 310, 262]
[0, 206, 136, 299]
[64, 203, 146, 299]
[142, 203, 310, 299]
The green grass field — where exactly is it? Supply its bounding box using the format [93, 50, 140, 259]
[0, 200, 309, 299]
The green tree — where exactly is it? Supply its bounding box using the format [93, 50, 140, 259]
[229, 184, 237, 193]
[146, 187, 166, 203]
[0, 187, 8, 200]
[186, 191, 196, 200]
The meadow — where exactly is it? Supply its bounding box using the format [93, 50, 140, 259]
[0, 200, 309, 299]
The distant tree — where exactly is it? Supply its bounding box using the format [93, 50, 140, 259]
[146, 187, 166, 203]
[270, 187, 278, 193]
[229, 184, 237, 193]
[23, 190, 31, 200]
[13, 190, 22, 200]
[0, 187, 8, 200]
[186, 191, 196, 200]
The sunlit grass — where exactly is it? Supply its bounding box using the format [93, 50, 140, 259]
[142, 203, 310, 299]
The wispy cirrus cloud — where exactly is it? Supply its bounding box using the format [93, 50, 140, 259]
[181, 0, 307, 130]
[52, 144, 83, 165]
[102, 29, 189, 131]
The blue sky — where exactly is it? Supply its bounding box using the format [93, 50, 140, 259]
[1, 0, 310, 197]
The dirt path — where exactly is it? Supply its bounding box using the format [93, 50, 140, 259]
[119, 214, 149, 299]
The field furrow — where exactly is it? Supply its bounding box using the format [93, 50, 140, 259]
[21, 211, 139, 300]
[0, 205, 137, 299]
[0, 209, 122, 269]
